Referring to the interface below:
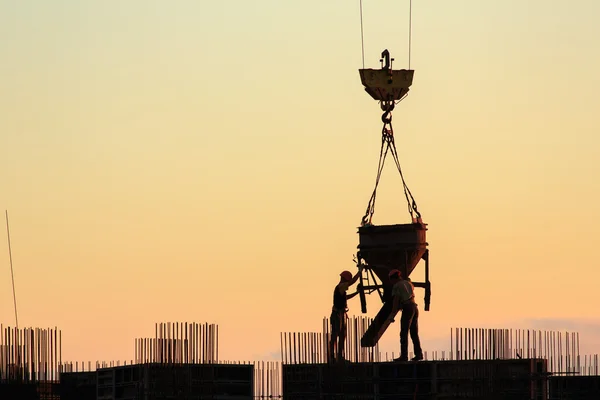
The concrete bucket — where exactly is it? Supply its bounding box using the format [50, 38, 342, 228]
[357, 221, 430, 347]
[358, 222, 427, 293]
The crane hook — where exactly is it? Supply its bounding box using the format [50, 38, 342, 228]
[381, 101, 395, 124]
[380, 49, 392, 70]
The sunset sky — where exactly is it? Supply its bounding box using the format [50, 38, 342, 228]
[1, 0, 599, 363]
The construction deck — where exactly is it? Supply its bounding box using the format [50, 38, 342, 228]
[52, 363, 256, 400]
[282, 358, 548, 400]
[59, 372, 96, 400]
[96, 363, 254, 400]
[548, 375, 600, 400]
[2, 322, 599, 398]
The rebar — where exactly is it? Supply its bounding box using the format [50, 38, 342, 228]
[133, 322, 218, 364]
[0, 325, 61, 383]
[280, 316, 381, 364]
[254, 360, 283, 399]
[450, 327, 586, 375]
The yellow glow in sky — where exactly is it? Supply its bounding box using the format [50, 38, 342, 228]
[1, 0, 599, 362]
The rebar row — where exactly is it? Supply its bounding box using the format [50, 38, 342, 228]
[0, 325, 61, 382]
[450, 327, 581, 374]
[254, 361, 282, 399]
[280, 331, 323, 364]
[134, 322, 218, 364]
[580, 354, 600, 376]
[324, 315, 382, 363]
[280, 316, 381, 364]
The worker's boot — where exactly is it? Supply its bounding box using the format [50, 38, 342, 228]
[337, 350, 349, 363]
[395, 345, 409, 362]
[398, 340, 409, 362]
[411, 342, 424, 361]
[327, 343, 336, 364]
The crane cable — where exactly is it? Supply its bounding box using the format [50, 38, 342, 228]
[360, 109, 421, 226]
[359, 0, 413, 69]
[408, 0, 413, 70]
[5, 210, 19, 330]
[360, 0, 365, 69]
[359, 0, 420, 226]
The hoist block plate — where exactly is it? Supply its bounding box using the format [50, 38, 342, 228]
[357, 222, 428, 288]
[359, 69, 414, 102]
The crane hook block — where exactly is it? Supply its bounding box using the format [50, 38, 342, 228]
[359, 50, 414, 102]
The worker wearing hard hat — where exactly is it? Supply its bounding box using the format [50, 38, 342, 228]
[388, 269, 423, 361]
[329, 266, 363, 363]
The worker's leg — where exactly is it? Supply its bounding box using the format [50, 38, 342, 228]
[337, 313, 347, 361]
[409, 305, 423, 360]
[399, 306, 415, 361]
[329, 311, 340, 362]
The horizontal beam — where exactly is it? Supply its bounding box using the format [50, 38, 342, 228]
[361, 282, 428, 289]
[360, 285, 384, 291]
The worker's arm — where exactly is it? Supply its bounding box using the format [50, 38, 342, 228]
[337, 266, 364, 298]
[348, 265, 364, 286]
[387, 283, 401, 323]
[392, 293, 400, 311]
[346, 290, 360, 300]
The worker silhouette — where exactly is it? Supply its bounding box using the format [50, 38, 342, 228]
[328, 267, 362, 363]
[389, 269, 423, 361]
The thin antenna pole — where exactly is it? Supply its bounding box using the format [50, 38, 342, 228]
[408, 0, 413, 69]
[359, 0, 365, 68]
[6, 210, 19, 330]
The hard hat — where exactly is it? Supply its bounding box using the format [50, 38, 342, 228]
[340, 271, 353, 281]
[388, 269, 401, 279]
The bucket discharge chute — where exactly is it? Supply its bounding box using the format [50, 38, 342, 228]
[355, 50, 431, 348]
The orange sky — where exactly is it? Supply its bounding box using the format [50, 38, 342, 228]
[1, 0, 599, 363]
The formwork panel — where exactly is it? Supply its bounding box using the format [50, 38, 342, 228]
[64, 363, 254, 400]
[0, 382, 40, 400]
[549, 375, 600, 399]
[59, 372, 96, 400]
[434, 359, 547, 399]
